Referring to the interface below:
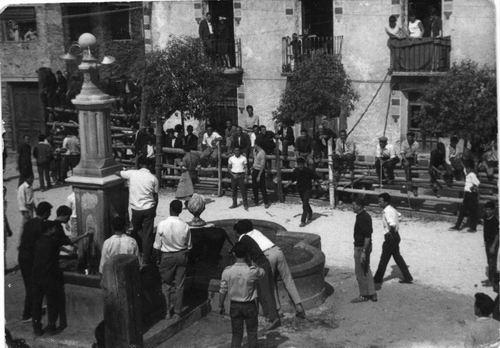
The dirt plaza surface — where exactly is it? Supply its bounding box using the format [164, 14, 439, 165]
[3, 160, 497, 347]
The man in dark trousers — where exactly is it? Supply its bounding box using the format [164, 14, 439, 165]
[289, 157, 319, 227]
[18, 201, 52, 322]
[17, 135, 33, 187]
[33, 134, 53, 191]
[199, 12, 215, 60]
[32, 205, 90, 335]
[482, 200, 499, 287]
[351, 198, 377, 303]
[234, 220, 281, 331]
[373, 193, 413, 286]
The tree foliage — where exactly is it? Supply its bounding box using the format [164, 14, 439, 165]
[273, 53, 358, 125]
[415, 60, 497, 141]
[139, 36, 234, 121]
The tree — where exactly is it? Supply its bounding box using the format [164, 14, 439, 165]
[415, 60, 497, 141]
[273, 53, 358, 128]
[140, 36, 235, 126]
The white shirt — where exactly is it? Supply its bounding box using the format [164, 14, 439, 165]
[120, 168, 159, 211]
[99, 234, 139, 273]
[67, 192, 77, 218]
[250, 132, 257, 147]
[243, 114, 260, 131]
[408, 19, 423, 38]
[207, 21, 214, 35]
[376, 143, 397, 159]
[228, 155, 247, 173]
[400, 140, 419, 158]
[146, 144, 155, 158]
[240, 229, 275, 252]
[202, 131, 222, 148]
[464, 172, 480, 192]
[153, 216, 192, 252]
[382, 205, 401, 233]
[17, 181, 34, 212]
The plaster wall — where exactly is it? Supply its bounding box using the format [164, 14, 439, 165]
[150, 0, 198, 50]
[237, 0, 300, 129]
[0, 4, 65, 149]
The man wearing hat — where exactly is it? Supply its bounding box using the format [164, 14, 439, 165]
[375, 136, 399, 185]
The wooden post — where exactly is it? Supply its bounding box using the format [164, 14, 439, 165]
[275, 139, 284, 202]
[155, 113, 162, 181]
[327, 138, 335, 208]
[217, 142, 222, 196]
[102, 254, 143, 348]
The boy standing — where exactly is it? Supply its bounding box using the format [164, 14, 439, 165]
[290, 157, 318, 227]
[228, 147, 248, 210]
[450, 161, 480, 232]
[219, 242, 264, 348]
[482, 201, 499, 287]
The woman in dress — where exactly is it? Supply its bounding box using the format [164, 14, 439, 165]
[175, 146, 200, 203]
[408, 12, 424, 38]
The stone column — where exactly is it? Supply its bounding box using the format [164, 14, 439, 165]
[65, 35, 128, 274]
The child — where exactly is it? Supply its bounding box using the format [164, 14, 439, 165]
[465, 293, 499, 347]
[482, 201, 499, 287]
[289, 157, 319, 227]
[450, 161, 480, 232]
[219, 242, 264, 348]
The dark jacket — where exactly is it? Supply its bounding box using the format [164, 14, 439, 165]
[199, 19, 214, 42]
[230, 133, 251, 152]
[33, 142, 52, 164]
[277, 126, 295, 144]
[295, 135, 312, 154]
[184, 133, 199, 151]
[18, 143, 33, 177]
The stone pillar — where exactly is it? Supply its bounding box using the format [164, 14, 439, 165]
[65, 34, 127, 274]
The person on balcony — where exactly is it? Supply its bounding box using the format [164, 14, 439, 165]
[385, 15, 404, 39]
[425, 6, 442, 38]
[290, 33, 302, 65]
[375, 136, 399, 185]
[216, 16, 231, 68]
[223, 120, 238, 153]
[199, 12, 216, 61]
[408, 12, 424, 39]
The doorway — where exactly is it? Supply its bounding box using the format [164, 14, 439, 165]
[207, 0, 236, 67]
[302, 0, 333, 37]
[9, 82, 44, 149]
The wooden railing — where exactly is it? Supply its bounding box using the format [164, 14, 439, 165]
[389, 36, 451, 73]
[282, 35, 343, 74]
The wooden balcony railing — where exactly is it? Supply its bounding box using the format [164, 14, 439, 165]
[282, 35, 343, 74]
[217, 38, 242, 73]
[389, 36, 451, 75]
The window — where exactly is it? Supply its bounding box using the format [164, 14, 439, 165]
[0, 6, 37, 42]
[106, 4, 131, 40]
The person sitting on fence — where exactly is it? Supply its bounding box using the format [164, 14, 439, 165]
[230, 126, 251, 159]
[334, 129, 356, 182]
[429, 142, 453, 197]
[375, 136, 399, 185]
[446, 136, 465, 181]
[184, 125, 199, 152]
[400, 132, 419, 197]
[243, 105, 260, 133]
[385, 15, 404, 39]
[479, 138, 498, 181]
[276, 121, 295, 168]
[200, 125, 222, 168]
[224, 120, 238, 153]
[408, 12, 424, 39]
[295, 129, 314, 167]
[62, 131, 80, 178]
[250, 125, 260, 152]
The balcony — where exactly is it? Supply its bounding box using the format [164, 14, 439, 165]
[281, 35, 343, 75]
[220, 38, 243, 75]
[389, 36, 451, 76]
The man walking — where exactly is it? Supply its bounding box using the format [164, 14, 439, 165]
[251, 141, 270, 208]
[351, 198, 377, 303]
[17, 175, 35, 226]
[33, 134, 52, 191]
[17, 135, 33, 186]
[18, 201, 52, 322]
[119, 156, 159, 266]
[153, 200, 192, 320]
[228, 147, 248, 210]
[373, 192, 413, 286]
[449, 161, 480, 232]
[290, 157, 318, 227]
[219, 242, 264, 348]
[99, 216, 139, 274]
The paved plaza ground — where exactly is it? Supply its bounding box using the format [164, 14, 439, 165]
[3, 158, 498, 347]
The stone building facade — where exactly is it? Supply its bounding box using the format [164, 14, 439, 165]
[150, 0, 495, 156]
[0, 4, 65, 150]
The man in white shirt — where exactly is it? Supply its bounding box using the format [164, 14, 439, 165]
[334, 129, 356, 181]
[242, 105, 260, 133]
[99, 216, 139, 273]
[17, 176, 35, 226]
[119, 157, 159, 266]
[373, 192, 413, 286]
[200, 125, 222, 167]
[228, 147, 248, 210]
[235, 219, 306, 319]
[153, 200, 191, 319]
[450, 161, 480, 232]
[375, 136, 399, 185]
[400, 132, 419, 196]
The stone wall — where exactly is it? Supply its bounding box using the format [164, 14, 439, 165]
[0, 4, 65, 149]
